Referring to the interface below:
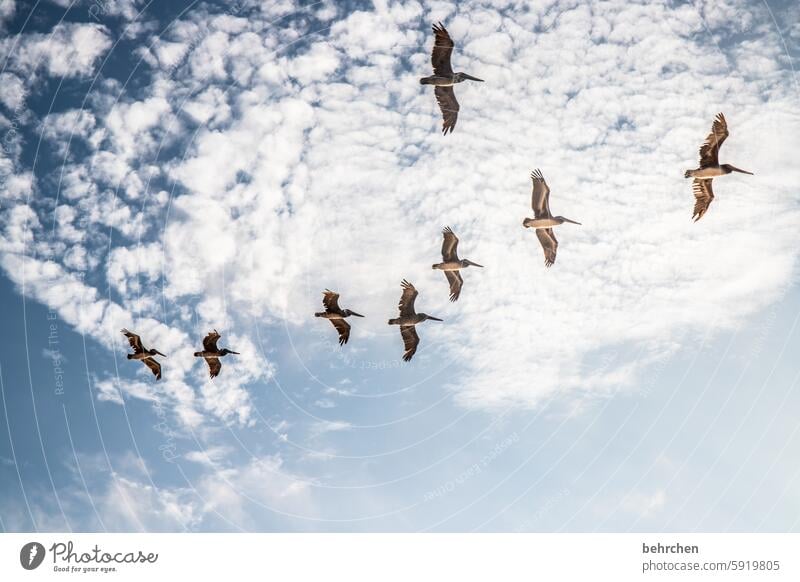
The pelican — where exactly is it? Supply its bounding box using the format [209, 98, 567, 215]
[387, 280, 442, 362]
[419, 22, 484, 134]
[120, 329, 166, 380]
[522, 169, 581, 267]
[684, 113, 753, 221]
[432, 227, 483, 301]
[315, 289, 364, 346]
[193, 330, 239, 379]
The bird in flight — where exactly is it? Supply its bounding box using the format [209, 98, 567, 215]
[419, 22, 484, 135]
[315, 289, 364, 346]
[388, 280, 443, 362]
[193, 330, 239, 379]
[684, 113, 753, 222]
[432, 227, 483, 301]
[522, 169, 581, 267]
[120, 328, 166, 380]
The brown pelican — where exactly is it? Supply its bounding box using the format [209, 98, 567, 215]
[419, 22, 483, 135]
[684, 113, 753, 221]
[120, 328, 166, 380]
[387, 280, 443, 362]
[193, 330, 239, 379]
[315, 289, 364, 346]
[432, 227, 483, 301]
[522, 169, 581, 267]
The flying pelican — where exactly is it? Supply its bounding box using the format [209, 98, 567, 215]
[684, 113, 753, 221]
[522, 169, 581, 267]
[387, 280, 443, 362]
[315, 289, 364, 346]
[120, 329, 166, 380]
[432, 227, 483, 301]
[419, 22, 484, 135]
[193, 330, 239, 379]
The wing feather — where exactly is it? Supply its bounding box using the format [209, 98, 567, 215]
[530, 169, 552, 219]
[121, 328, 144, 354]
[434, 86, 459, 135]
[536, 228, 558, 267]
[441, 226, 459, 261]
[322, 289, 341, 312]
[444, 271, 463, 302]
[330, 319, 351, 346]
[698, 112, 729, 168]
[398, 279, 418, 317]
[142, 357, 162, 380]
[400, 325, 420, 362]
[692, 179, 714, 222]
[203, 331, 220, 351]
[206, 357, 222, 379]
[431, 22, 454, 76]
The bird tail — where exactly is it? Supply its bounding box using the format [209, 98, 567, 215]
[314, 312, 325, 317]
[126, 354, 133, 360]
[388, 318, 400, 325]
[684, 169, 693, 178]
[431, 263, 441, 270]
[419, 77, 434, 85]
[193, 351, 202, 357]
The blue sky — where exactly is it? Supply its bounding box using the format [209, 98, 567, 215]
[0, 0, 799, 532]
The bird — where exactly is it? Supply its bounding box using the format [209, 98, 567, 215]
[387, 280, 443, 362]
[315, 289, 364, 346]
[419, 22, 484, 134]
[432, 227, 483, 301]
[193, 330, 239, 379]
[522, 169, 581, 267]
[120, 328, 166, 380]
[684, 113, 753, 222]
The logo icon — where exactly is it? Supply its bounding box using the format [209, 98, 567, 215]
[20, 542, 45, 570]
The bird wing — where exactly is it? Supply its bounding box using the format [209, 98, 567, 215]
[206, 357, 222, 379]
[444, 270, 463, 302]
[120, 328, 145, 354]
[698, 112, 729, 168]
[400, 325, 420, 362]
[142, 357, 162, 380]
[536, 228, 558, 268]
[434, 86, 459, 135]
[398, 279, 418, 317]
[330, 319, 351, 346]
[692, 179, 715, 222]
[441, 226, 459, 261]
[322, 289, 342, 313]
[203, 331, 220, 351]
[431, 22, 454, 76]
[530, 169, 552, 219]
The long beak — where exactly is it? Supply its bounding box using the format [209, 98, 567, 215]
[563, 218, 582, 225]
[155, 350, 167, 358]
[462, 74, 484, 82]
[466, 260, 484, 268]
[229, 351, 240, 355]
[350, 312, 365, 318]
[730, 166, 754, 175]
[428, 316, 443, 322]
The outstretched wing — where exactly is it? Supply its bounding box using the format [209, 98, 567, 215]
[692, 179, 715, 222]
[398, 279, 418, 317]
[330, 319, 351, 346]
[434, 86, 459, 135]
[698, 112, 728, 168]
[206, 357, 222, 379]
[322, 289, 341, 312]
[203, 331, 220, 351]
[444, 271, 463, 302]
[400, 325, 420, 362]
[530, 169, 552, 219]
[142, 357, 162, 380]
[441, 226, 459, 261]
[120, 328, 145, 354]
[536, 228, 558, 268]
[431, 22, 454, 76]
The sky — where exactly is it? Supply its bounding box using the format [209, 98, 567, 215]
[0, 0, 799, 532]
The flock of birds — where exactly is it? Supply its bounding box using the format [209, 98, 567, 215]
[121, 23, 754, 378]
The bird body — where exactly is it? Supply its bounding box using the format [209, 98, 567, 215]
[121, 329, 166, 380]
[420, 22, 483, 134]
[388, 280, 442, 361]
[315, 290, 364, 345]
[523, 169, 581, 267]
[431, 227, 483, 301]
[193, 330, 239, 378]
[684, 113, 753, 221]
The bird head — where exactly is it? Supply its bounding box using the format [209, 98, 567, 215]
[344, 310, 365, 317]
[456, 72, 484, 82]
[722, 164, 753, 175]
[461, 259, 484, 268]
[421, 314, 443, 322]
[556, 216, 582, 225]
